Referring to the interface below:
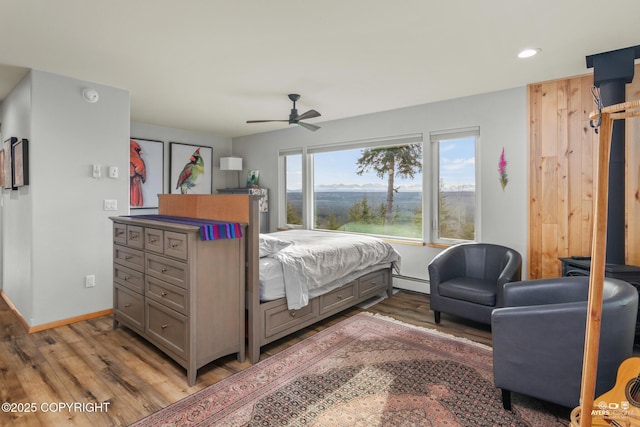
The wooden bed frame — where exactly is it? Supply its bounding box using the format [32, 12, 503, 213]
[158, 194, 394, 363]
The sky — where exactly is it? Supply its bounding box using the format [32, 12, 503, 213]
[286, 138, 475, 192]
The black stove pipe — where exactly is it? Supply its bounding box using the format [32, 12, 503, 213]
[586, 46, 639, 265]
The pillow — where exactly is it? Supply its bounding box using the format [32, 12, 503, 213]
[259, 234, 293, 257]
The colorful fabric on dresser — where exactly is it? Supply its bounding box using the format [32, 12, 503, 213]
[128, 215, 243, 240]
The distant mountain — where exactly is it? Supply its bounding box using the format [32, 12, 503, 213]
[314, 183, 424, 192]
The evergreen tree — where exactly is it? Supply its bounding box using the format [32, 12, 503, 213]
[356, 144, 422, 224]
[326, 213, 341, 230]
[286, 201, 302, 225]
[438, 179, 456, 238]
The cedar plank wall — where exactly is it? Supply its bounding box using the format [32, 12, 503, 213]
[528, 64, 640, 279]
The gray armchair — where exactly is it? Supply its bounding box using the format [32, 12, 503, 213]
[427, 243, 522, 325]
[492, 277, 638, 409]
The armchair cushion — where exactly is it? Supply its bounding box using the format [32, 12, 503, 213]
[438, 277, 497, 306]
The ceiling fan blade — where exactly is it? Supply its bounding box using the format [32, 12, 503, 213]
[296, 109, 321, 121]
[297, 121, 321, 132]
[246, 119, 288, 123]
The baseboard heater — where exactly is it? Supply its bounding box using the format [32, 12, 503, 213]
[392, 274, 430, 294]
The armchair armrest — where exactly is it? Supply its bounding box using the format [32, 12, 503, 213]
[494, 250, 523, 307]
[496, 250, 523, 286]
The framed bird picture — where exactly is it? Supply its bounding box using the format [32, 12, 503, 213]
[169, 142, 213, 195]
[130, 138, 164, 209]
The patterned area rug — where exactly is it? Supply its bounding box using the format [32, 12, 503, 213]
[132, 313, 570, 426]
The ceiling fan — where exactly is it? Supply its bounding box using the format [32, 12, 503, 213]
[247, 94, 321, 131]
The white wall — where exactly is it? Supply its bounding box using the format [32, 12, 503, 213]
[1, 70, 130, 326]
[232, 87, 528, 291]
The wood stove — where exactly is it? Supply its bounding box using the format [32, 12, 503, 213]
[559, 257, 640, 342]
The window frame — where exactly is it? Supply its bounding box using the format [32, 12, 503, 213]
[279, 147, 305, 229]
[430, 127, 480, 245]
[279, 134, 424, 241]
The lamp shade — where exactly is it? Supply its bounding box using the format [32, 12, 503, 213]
[220, 157, 243, 171]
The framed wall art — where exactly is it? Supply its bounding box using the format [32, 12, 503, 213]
[2, 137, 16, 190]
[0, 149, 5, 189]
[130, 138, 164, 209]
[169, 142, 212, 194]
[12, 138, 29, 188]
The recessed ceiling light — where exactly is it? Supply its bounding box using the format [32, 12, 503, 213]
[518, 48, 541, 59]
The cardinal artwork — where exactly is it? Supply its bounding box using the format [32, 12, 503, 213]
[176, 147, 204, 194]
[130, 140, 147, 206]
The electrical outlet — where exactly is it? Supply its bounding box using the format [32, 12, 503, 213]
[92, 164, 101, 179]
[85, 275, 96, 288]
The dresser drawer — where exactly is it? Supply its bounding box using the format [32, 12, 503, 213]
[114, 245, 144, 271]
[146, 299, 187, 358]
[114, 264, 144, 294]
[144, 228, 164, 253]
[113, 223, 127, 245]
[164, 231, 188, 260]
[145, 253, 188, 289]
[358, 270, 389, 299]
[146, 276, 187, 315]
[114, 284, 144, 334]
[126, 225, 144, 249]
[319, 281, 357, 315]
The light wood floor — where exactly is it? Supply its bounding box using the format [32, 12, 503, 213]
[0, 290, 491, 427]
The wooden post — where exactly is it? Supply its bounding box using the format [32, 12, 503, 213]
[571, 99, 640, 426]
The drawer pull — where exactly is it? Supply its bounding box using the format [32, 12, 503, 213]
[161, 292, 168, 297]
[116, 230, 124, 236]
[161, 324, 168, 329]
[337, 294, 343, 300]
[161, 268, 168, 273]
[171, 242, 180, 248]
[149, 238, 158, 243]
[124, 256, 132, 260]
[371, 281, 377, 285]
[289, 310, 296, 318]
[124, 303, 131, 308]
[130, 235, 139, 240]
[123, 275, 130, 281]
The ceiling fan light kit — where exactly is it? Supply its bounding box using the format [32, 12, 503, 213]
[247, 93, 321, 131]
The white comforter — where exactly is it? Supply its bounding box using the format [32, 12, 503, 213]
[268, 230, 400, 310]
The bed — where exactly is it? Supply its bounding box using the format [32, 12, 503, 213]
[158, 194, 400, 363]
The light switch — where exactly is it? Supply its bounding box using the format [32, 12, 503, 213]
[103, 199, 118, 211]
[109, 166, 119, 178]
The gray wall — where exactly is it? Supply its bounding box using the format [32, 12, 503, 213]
[232, 87, 528, 291]
[1, 70, 130, 326]
[0, 73, 235, 328]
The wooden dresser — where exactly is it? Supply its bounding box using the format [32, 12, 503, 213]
[111, 215, 245, 386]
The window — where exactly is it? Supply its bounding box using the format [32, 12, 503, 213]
[281, 134, 423, 239]
[431, 128, 478, 244]
[282, 151, 303, 226]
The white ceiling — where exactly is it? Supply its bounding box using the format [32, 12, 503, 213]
[0, 0, 639, 138]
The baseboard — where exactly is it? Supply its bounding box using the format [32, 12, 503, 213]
[1, 290, 113, 333]
[1, 290, 30, 332]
